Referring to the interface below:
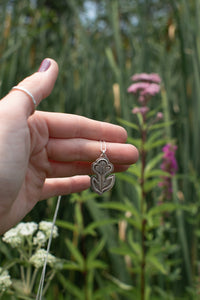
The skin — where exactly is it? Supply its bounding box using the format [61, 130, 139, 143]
[0, 58, 138, 234]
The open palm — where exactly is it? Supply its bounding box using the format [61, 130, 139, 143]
[0, 59, 138, 234]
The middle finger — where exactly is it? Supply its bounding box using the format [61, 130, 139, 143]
[47, 138, 138, 165]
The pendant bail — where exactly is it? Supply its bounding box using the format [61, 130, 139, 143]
[100, 140, 106, 155]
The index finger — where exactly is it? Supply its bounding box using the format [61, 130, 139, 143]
[36, 111, 128, 143]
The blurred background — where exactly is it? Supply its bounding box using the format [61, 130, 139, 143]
[1, 0, 200, 299]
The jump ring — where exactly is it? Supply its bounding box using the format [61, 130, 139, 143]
[100, 140, 106, 154]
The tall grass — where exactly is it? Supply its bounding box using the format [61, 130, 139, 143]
[1, 0, 200, 298]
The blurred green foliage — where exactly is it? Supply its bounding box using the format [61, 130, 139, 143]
[1, 0, 200, 299]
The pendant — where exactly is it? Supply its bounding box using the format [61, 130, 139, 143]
[91, 150, 115, 195]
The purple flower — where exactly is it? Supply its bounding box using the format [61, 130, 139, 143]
[127, 73, 161, 105]
[132, 106, 150, 115]
[159, 143, 178, 199]
[128, 82, 160, 97]
[127, 82, 150, 94]
[141, 83, 160, 97]
[161, 144, 178, 175]
[131, 73, 161, 84]
[156, 112, 163, 120]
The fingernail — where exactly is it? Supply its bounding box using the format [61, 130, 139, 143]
[38, 59, 51, 72]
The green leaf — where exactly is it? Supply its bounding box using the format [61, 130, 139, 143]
[83, 219, 118, 236]
[127, 163, 141, 177]
[57, 273, 84, 299]
[127, 231, 142, 258]
[145, 139, 168, 151]
[116, 173, 138, 185]
[87, 239, 106, 263]
[56, 219, 77, 232]
[145, 169, 170, 179]
[117, 118, 139, 131]
[148, 121, 174, 131]
[144, 153, 163, 173]
[147, 255, 168, 275]
[110, 246, 138, 262]
[99, 202, 140, 219]
[126, 217, 142, 231]
[65, 239, 84, 270]
[127, 137, 141, 148]
[86, 199, 132, 282]
[94, 283, 136, 299]
[146, 130, 164, 144]
[62, 261, 83, 271]
[86, 259, 108, 270]
[81, 190, 99, 202]
[147, 245, 166, 257]
[70, 190, 98, 203]
[94, 286, 120, 299]
[149, 202, 194, 218]
[144, 179, 161, 192]
[148, 203, 178, 217]
[136, 112, 143, 127]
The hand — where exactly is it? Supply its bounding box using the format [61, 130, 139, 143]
[0, 58, 138, 234]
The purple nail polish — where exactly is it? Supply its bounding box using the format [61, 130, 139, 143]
[38, 59, 51, 72]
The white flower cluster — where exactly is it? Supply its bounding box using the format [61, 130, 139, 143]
[29, 249, 57, 269]
[16, 222, 38, 236]
[33, 221, 58, 246]
[0, 268, 12, 292]
[2, 221, 59, 248]
[33, 230, 46, 246]
[2, 222, 38, 248]
[39, 221, 58, 239]
[1, 221, 62, 291]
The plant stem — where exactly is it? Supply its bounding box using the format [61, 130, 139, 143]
[140, 117, 147, 300]
[29, 268, 39, 293]
[141, 218, 146, 300]
[26, 265, 32, 295]
[42, 270, 56, 296]
[20, 265, 26, 288]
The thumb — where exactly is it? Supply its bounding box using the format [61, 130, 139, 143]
[1, 58, 59, 117]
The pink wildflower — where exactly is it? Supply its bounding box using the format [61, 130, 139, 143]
[132, 106, 149, 115]
[127, 82, 150, 94]
[127, 73, 161, 105]
[128, 82, 160, 105]
[159, 143, 178, 199]
[128, 72, 161, 115]
[156, 112, 163, 120]
[140, 83, 160, 97]
[161, 144, 178, 175]
[131, 73, 161, 83]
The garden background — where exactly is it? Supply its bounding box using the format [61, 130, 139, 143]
[0, 0, 200, 299]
